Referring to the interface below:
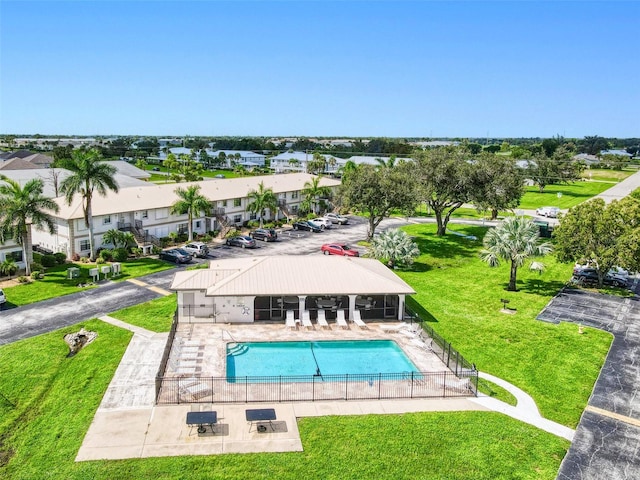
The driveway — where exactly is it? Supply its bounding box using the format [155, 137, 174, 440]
[0, 216, 408, 345]
[537, 281, 640, 480]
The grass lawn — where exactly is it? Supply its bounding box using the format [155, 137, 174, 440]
[518, 182, 614, 210]
[581, 168, 636, 183]
[398, 223, 612, 427]
[0, 319, 569, 479]
[1, 258, 174, 307]
[109, 294, 177, 332]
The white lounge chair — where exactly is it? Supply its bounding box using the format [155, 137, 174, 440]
[317, 309, 329, 329]
[285, 310, 296, 330]
[302, 310, 313, 330]
[352, 309, 368, 329]
[336, 310, 348, 329]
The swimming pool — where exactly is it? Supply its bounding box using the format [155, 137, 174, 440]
[226, 340, 420, 380]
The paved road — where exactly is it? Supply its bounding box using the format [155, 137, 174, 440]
[0, 216, 408, 345]
[538, 281, 640, 480]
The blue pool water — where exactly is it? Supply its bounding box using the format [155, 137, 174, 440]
[226, 340, 419, 380]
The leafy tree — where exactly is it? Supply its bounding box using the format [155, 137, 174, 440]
[526, 146, 582, 193]
[338, 160, 358, 180]
[306, 152, 327, 174]
[0, 176, 60, 275]
[541, 138, 560, 157]
[579, 135, 609, 155]
[414, 146, 474, 236]
[58, 148, 119, 261]
[170, 185, 211, 241]
[247, 182, 278, 227]
[480, 216, 553, 291]
[466, 143, 483, 155]
[339, 163, 417, 240]
[301, 176, 333, 215]
[135, 158, 148, 171]
[52, 144, 74, 162]
[469, 153, 524, 220]
[371, 229, 420, 268]
[375, 155, 397, 169]
[553, 197, 640, 287]
[483, 145, 501, 154]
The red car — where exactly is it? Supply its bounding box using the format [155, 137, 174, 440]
[321, 243, 359, 257]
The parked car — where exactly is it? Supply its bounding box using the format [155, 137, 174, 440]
[311, 218, 333, 229]
[214, 174, 225, 178]
[182, 241, 210, 258]
[0, 288, 6, 306]
[324, 213, 349, 225]
[152, 166, 160, 171]
[572, 267, 629, 288]
[321, 243, 359, 257]
[250, 228, 278, 242]
[536, 206, 560, 218]
[159, 248, 193, 263]
[226, 235, 257, 248]
[292, 221, 323, 233]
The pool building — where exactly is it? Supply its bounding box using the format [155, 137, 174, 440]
[170, 255, 416, 325]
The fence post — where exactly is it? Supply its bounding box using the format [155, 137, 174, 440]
[411, 372, 414, 398]
[312, 375, 315, 402]
[378, 373, 382, 400]
[443, 372, 447, 397]
[446, 343, 451, 368]
[279, 376, 282, 403]
[345, 374, 349, 400]
[245, 377, 248, 403]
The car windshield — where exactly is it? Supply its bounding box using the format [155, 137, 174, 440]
[342, 245, 351, 250]
[175, 249, 189, 254]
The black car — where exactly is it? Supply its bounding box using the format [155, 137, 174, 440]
[250, 228, 278, 242]
[292, 221, 322, 233]
[159, 248, 192, 263]
[572, 268, 628, 288]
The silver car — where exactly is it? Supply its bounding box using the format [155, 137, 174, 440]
[183, 242, 209, 258]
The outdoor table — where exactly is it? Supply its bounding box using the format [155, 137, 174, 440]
[186, 411, 217, 434]
[283, 296, 298, 305]
[317, 299, 336, 309]
[245, 408, 276, 432]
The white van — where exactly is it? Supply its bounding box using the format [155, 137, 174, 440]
[0, 289, 6, 306]
[535, 206, 560, 218]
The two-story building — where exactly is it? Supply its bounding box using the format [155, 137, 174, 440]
[31, 173, 340, 259]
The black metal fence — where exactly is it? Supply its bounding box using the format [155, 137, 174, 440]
[155, 312, 179, 400]
[156, 370, 477, 405]
[404, 305, 476, 377]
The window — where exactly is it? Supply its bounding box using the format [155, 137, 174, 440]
[80, 240, 90, 251]
[156, 208, 169, 219]
[220, 200, 227, 208]
[6, 251, 23, 262]
[233, 214, 242, 224]
[291, 191, 298, 199]
[233, 198, 242, 207]
[141, 210, 148, 219]
[103, 215, 111, 225]
[249, 212, 257, 220]
[291, 205, 299, 213]
[195, 220, 201, 229]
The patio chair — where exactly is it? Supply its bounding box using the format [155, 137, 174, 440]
[302, 310, 313, 330]
[285, 310, 296, 330]
[352, 310, 368, 329]
[336, 310, 349, 329]
[317, 309, 330, 329]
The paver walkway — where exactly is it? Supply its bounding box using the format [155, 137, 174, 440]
[538, 278, 640, 480]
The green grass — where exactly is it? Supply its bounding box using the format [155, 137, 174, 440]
[145, 165, 244, 179]
[518, 182, 613, 210]
[477, 378, 517, 406]
[582, 168, 635, 183]
[2, 259, 174, 307]
[0, 320, 568, 479]
[398, 223, 612, 427]
[109, 294, 177, 332]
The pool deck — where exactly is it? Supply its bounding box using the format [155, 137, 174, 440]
[77, 319, 486, 461]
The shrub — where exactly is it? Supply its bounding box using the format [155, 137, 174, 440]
[131, 247, 142, 258]
[80, 256, 89, 263]
[95, 257, 106, 265]
[72, 253, 81, 262]
[30, 271, 41, 280]
[41, 254, 57, 268]
[17, 276, 29, 283]
[33, 252, 43, 263]
[54, 252, 67, 264]
[151, 245, 163, 255]
[112, 248, 129, 262]
[30, 262, 44, 274]
[100, 249, 114, 261]
[246, 220, 259, 229]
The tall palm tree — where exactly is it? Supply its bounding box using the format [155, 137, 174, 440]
[170, 185, 211, 241]
[480, 216, 553, 291]
[0, 175, 59, 275]
[247, 182, 277, 227]
[375, 155, 397, 169]
[58, 148, 119, 261]
[302, 176, 332, 215]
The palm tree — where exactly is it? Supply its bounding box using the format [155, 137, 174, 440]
[337, 160, 358, 180]
[247, 182, 277, 227]
[375, 155, 397, 169]
[58, 148, 119, 261]
[302, 176, 332, 215]
[371, 229, 420, 268]
[102, 229, 134, 249]
[0, 176, 59, 275]
[170, 185, 211, 241]
[480, 216, 553, 291]
[0, 258, 18, 279]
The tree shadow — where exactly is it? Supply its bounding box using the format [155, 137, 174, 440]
[519, 278, 569, 296]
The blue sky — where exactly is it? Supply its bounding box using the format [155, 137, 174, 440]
[1, 1, 638, 138]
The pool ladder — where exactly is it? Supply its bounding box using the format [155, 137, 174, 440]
[227, 343, 248, 356]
